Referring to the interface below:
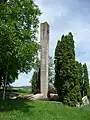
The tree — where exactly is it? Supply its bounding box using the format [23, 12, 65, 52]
[31, 68, 40, 94]
[31, 56, 55, 94]
[83, 63, 89, 96]
[54, 33, 75, 101]
[0, 0, 41, 100]
[76, 61, 83, 97]
[48, 56, 55, 84]
[54, 32, 82, 106]
[31, 58, 40, 94]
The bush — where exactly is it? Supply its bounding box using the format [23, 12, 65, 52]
[47, 83, 57, 98]
[63, 85, 82, 107]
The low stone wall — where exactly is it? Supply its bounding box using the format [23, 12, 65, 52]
[82, 96, 89, 106]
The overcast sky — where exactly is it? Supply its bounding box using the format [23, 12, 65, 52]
[12, 0, 90, 86]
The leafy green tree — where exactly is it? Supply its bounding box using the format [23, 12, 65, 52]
[48, 56, 55, 84]
[76, 61, 83, 97]
[31, 68, 40, 94]
[0, 0, 41, 99]
[54, 32, 82, 106]
[31, 58, 40, 94]
[87, 86, 90, 100]
[31, 56, 55, 94]
[83, 63, 89, 96]
[54, 33, 75, 101]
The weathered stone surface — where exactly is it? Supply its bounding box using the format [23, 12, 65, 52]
[9, 96, 17, 99]
[18, 94, 33, 99]
[9, 93, 19, 99]
[28, 93, 44, 100]
[40, 22, 49, 98]
[9, 93, 45, 101]
[48, 83, 57, 94]
[76, 103, 80, 107]
[82, 96, 89, 106]
[49, 93, 59, 101]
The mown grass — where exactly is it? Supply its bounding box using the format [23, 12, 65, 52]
[0, 99, 90, 120]
[0, 88, 32, 99]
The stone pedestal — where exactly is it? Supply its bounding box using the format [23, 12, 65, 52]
[40, 22, 49, 98]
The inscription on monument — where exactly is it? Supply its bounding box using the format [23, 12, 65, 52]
[40, 22, 49, 98]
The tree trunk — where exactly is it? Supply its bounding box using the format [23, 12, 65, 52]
[3, 65, 8, 100]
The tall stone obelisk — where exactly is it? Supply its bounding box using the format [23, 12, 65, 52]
[40, 22, 49, 98]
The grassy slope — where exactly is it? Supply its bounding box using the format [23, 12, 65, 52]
[0, 88, 32, 99]
[0, 100, 90, 120]
[16, 88, 32, 95]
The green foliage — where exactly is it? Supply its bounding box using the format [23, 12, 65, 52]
[0, 0, 41, 87]
[54, 32, 82, 106]
[31, 58, 40, 94]
[17, 88, 32, 95]
[76, 61, 83, 97]
[83, 63, 89, 96]
[64, 85, 82, 106]
[31, 68, 40, 94]
[48, 57, 55, 84]
[87, 87, 90, 98]
[31, 56, 55, 94]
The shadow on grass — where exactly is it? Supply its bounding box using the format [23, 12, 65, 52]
[0, 99, 35, 113]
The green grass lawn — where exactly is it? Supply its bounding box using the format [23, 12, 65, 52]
[0, 99, 90, 120]
[17, 88, 32, 95]
[0, 88, 32, 100]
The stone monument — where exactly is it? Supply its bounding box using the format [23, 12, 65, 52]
[82, 96, 89, 106]
[40, 22, 49, 98]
